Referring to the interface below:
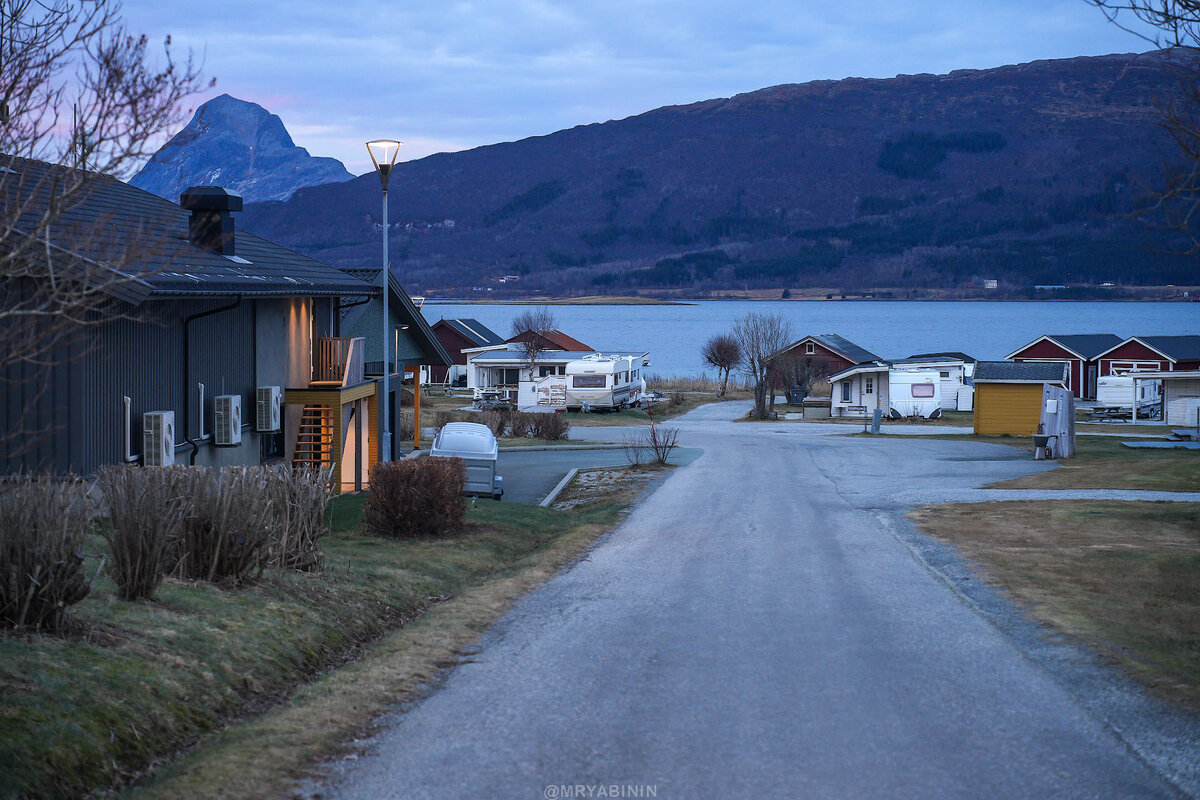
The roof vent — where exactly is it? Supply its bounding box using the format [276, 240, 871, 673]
[180, 186, 243, 256]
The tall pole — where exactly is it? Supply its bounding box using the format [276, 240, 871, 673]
[380, 186, 391, 463]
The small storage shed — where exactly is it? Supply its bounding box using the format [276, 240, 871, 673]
[1005, 334, 1121, 399]
[973, 361, 1068, 436]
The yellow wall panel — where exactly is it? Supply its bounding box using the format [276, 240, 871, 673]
[974, 384, 1043, 436]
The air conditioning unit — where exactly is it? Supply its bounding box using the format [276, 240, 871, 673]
[256, 385, 282, 432]
[214, 394, 242, 446]
[142, 411, 175, 467]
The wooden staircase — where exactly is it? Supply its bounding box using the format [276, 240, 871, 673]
[293, 404, 333, 468]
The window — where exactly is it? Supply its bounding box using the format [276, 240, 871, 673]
[939, 370, 950, 379]
[572, 375, 606, 388]
[865, 377, 873, 394]
[911, 383, 935, 398]
[501, 368, 520, 385]
[805, 342, 815, 355]
[841, 382, 851, 402]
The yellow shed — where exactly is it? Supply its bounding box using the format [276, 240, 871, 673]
[973, 361, 1068, 436]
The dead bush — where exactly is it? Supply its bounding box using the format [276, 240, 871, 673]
[362, 458, 466, 539]
[172, 468, 275, 584]
[648, 421, 680, 465]
[531, 411, 570, 440]
[264, 464, 334, 572]
[434, 410, 469, 430]
[96, 465, 189, 600]
[668, 391, 685, 407]
[396, 409, 416, 444]
[479, 409, 511, 438]
[0, 475, 94, 630]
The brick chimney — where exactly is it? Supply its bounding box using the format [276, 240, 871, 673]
[180, 186, 243, 256]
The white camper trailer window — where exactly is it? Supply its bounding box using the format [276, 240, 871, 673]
[572, 375, 606, 388]
[911, 384, 935, 398]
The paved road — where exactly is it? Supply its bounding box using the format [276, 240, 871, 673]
[322, 402, 1198, 800]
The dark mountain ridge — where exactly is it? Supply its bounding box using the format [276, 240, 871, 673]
[237, 52, 1196, 296]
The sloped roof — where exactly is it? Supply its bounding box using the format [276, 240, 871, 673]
[1137, 335, 1200, 361]
[507, 328, 593, 351]
[4, 156, 375, 300]
[789, 334, 882, 364]
[340, 267, 452, 366]
[437, 318, 506, 347]
[903, 351, 976, 363]
[974, 361, 1068, 383]
[1007, 334, 1122, 360]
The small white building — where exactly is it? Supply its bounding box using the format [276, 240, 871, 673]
[828, 362, 891, 418]
[463, 343, 578, 400]
[465, 344, 650, 410]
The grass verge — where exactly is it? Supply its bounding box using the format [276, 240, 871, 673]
[990, 435, 1200, 492]
[909, 501, 1200, 709]
[0, 495, 627, 799]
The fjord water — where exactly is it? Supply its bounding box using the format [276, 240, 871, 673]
[422, 301, 1198, 377]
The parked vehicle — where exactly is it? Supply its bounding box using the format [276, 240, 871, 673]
[1095, 373, 1161, 409]
[889, 370, 943, 419]
[563, 353, 648, 411]
[430, 422, 503, 500]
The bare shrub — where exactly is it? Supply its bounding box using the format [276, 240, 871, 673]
[702, 334, 741, 397]
[622, 432, 649, 466]
[479, 409, 511, 438]
[363, 458, 466, 539]
[668, 391, 686, 408]
[264, 465, 334, 572]
[0, 475, 94, 630]
[648, 420, 680, 465]
[531, 411, 570, 440]
[434, 410, 469, 430]
[96, 465, 189, 600]
[172, 468, 275, 585]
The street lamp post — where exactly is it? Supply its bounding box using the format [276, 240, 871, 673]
[366, 139, 403, 463]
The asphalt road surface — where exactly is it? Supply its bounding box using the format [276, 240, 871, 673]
[320, 403, 1198, 800]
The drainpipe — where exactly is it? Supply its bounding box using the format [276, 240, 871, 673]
[184, 297, 241, 465]
[123, 396, 138, 463]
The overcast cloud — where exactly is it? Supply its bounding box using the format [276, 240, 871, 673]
[120, 1, 1151, 173]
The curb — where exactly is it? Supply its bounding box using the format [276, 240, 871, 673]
[539, 468, 580, 507]
[502, 443, 627, 452]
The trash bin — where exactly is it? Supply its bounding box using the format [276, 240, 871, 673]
[787, 386, 807, 405]
[431, 422, 504, 499]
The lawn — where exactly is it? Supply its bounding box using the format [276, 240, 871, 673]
[991, 435, 1200, 492]
[910, 501, 1200, 709]
[0, 494, 626, 799]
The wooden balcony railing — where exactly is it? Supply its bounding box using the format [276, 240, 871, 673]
[312, 337, 365, 387]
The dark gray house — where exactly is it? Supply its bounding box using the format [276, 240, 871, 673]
[1, 157, 448, 489]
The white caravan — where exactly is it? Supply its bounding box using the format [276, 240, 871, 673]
[889, 370, 943, 419]
[563, 353, 648, 410]
[1095, 373, 1161, 409]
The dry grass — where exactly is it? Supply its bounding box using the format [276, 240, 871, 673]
[910, 501, 1200, 709]
[119, 502, 630, 800]
[992, 436, 1200, 492]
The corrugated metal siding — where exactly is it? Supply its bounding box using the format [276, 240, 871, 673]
[974, 384, 1043, 436]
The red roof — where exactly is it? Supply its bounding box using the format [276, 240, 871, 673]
[507, 329, 592, 351]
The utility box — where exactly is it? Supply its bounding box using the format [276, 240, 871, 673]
[430, 422, 504, 500]
[787, 387, 807, 405]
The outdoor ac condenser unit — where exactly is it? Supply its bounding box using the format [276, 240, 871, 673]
[256, 385, 282, 432]
[142, 411, 175, 467]
[214, 394, 242, 446]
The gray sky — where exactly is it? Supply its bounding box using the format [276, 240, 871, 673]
[121, 1, 1151, 174]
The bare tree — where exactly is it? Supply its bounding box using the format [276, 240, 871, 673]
[0, 0, 208, 450]
[732, 312, 794, 419]
[789, 356, 832, 395]
[1086, 2, 1200, 245]
[701, 333, 741, 397]
[509, 307, 557, 375]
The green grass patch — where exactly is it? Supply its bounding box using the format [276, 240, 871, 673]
[0, 496, 621, 799]
[991, 435, 1200, 492]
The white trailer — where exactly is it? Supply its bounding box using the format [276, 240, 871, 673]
[1096, 373, 1161, 409]
[430, 422, 503, 500]
[889, 370, 942, 419]
[564, 353, 648, 411]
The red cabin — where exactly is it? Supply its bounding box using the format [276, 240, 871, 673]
[1096, 335, 1200, 376]
[1005, 334, 1122, 399]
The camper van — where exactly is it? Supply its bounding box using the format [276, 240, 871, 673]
[1095, 373, 1161, 410]
[889, 370, 943, 419]
[563, 353, 648, 410]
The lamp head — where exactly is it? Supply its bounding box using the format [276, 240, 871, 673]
[366, 139, 403, 189]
